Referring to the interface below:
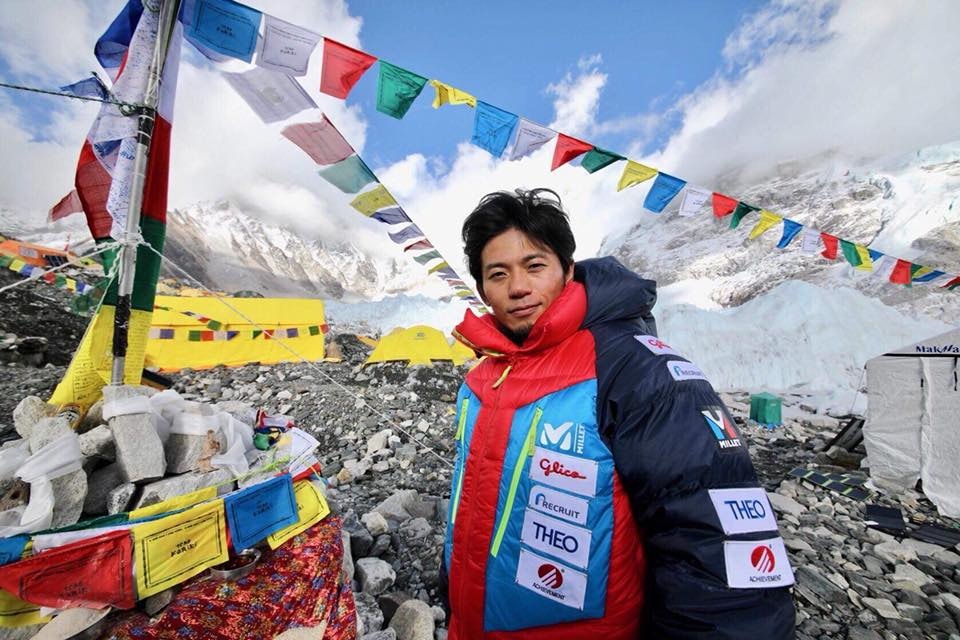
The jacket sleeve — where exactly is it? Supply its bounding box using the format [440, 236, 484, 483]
[597, 334, 796, 639]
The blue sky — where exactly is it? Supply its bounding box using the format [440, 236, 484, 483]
[342, 1, 765, 167]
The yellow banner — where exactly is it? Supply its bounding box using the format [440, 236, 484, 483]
[429, 80, 477, 109]
[350, 185, 397, 216]
[0, 588, 50, 628]
[129, 486, 218, 520]
[748, 210, 782, 240]
[50, 306, 152, 418]
[267, 480, 330, 549]
[617, 161, 657, 192]
[427, 261, 450, 274]
[855, 244, 874, 271]
[7, 259, 25, 272]
[132, 499, 228, 598]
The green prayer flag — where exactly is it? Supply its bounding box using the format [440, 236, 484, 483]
[309, 325, 320, 336]
[376, 61, 428, 119]
[729, 203, 759, 230]
[252, 330, 262, 339]
[188, 331, 202, 342]
[54, 274, 67, 287]
[580, 148, 625, 174]
[0, 255, 12, 267]
[839, 239, 862, 267]
[413, 250, 442, 265]
[318, 155, 377, 194]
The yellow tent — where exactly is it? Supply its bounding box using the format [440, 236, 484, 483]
[145, 296, 327, 371]
[363, 325, 476, 367]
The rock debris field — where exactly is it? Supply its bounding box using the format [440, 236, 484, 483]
[0, 274, 958, 640]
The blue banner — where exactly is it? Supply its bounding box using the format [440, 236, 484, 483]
[224, 475, 298, 551]
[188, 0, 261, 63]
[94, 0, 143, 75]
[472, 102, 519, 158]
[777, 219, 803, 249]
[643, 172, 687, 213]
[0, 535, 29, 566]
[371, 207, 411, 225]
[388, 224, 425, 244]
[318, 155, 377, 194]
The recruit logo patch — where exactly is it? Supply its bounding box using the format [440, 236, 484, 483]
[701, 406, 743, 451]
[666, 360, 709, 382]
[723, 537, 795, 588]
[528, 484, 589, 525]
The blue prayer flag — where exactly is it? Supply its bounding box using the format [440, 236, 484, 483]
[472, 102, 519, 158]
[913, 269, 946, 283]
[95, 0, 143, 78]
[777, 219, 803, 249]
[643, 173, 687, 213]
[371, 207, 411, 225]
[0, 535, 29, 566]
[388, 224, 425, 245]
[224, 475, 298, 551]
[318, 155, 377, 194]
[868, 248, 884, 262]
[187, 0, 261, 63]
[61, 75, 109, 100]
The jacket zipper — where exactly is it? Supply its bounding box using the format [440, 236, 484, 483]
[450, 397, 470, 525]
[489, 406, 542, 558]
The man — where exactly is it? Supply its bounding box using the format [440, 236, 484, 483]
[442, 188, 796, 639]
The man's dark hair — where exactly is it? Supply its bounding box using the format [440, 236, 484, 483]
[462, 188, 576, 296]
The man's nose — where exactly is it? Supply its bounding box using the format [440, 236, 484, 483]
[508, 272, 532, 298]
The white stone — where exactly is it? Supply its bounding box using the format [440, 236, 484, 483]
[891, 562, 933, 587]
[366, 429, 393, 456]
[899, 538, 946, 559]
[12, 396, 55, 439]
[767, 491, 805, 517]
[389, 599, 435, 640]
[356, 558, 396, 595]
[861, 597, 901, 620]
[362, 511, 390, 536]
[873, 541, 918, 565]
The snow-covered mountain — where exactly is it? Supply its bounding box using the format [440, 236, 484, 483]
[162, 201, 438, 301]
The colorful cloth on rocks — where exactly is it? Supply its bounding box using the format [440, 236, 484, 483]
[100, 516, 356, 640]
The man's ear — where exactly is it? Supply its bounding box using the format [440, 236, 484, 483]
[564, 263, 574, 284]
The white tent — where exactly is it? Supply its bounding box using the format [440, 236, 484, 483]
[863, 327, 960, 517]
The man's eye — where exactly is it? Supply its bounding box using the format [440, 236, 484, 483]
[489, 272, 506, 280]
[529, 263, 545, 271]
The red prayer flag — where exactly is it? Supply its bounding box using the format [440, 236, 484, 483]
[889, 259, 913, 284]
[942, 276, 960, 290]
[712, 193, 738, 218]
[403, 239, 433, 252]
[820, 233, 839, 260]
[281, 116, 355, 166]
[319, 38, 377, 99]
[551, 134, 593, 171]
[48, 189, 83, 223]
[0, 530, 135, 610]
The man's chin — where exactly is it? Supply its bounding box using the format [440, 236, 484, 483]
[500, 323, 532, 346]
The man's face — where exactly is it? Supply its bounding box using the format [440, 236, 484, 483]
[480, 228, 573, 344]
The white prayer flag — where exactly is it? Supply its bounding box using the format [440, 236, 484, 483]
[800, 228, 822, 254]
[508, 118, 557, 161]
[106, 137, 138, 240]
[870, 255, 895, 280]
[223, 66, 317, 123]
[678, 186, 711, 217]
[256, 14, 321, 77]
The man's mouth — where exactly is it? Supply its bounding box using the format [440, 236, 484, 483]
[509, 303, 539, 318]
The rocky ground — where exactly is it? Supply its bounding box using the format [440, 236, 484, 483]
[0, 273, 959, 639]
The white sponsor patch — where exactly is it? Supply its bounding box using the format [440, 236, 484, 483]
[723, 537, 795, 589]
[521, 508, 591, 569]
[634, 335, 681, 357]
[708, 488, 778, 535]
[515, 548, 587, 610]
[529, 447, 597, 497]
[539, 421, 585, 454]
[529, 485, 589, 525]
[666, 360, 709, 382]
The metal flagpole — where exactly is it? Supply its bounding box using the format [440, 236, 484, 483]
[110, 0, 181, 384]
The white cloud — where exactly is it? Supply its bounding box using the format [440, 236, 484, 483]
[546, 54, 607, 139]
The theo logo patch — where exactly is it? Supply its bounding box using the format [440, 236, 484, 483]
[708, 488, 777, 534]
[701, 406, 742, 451]
[723, 537, 795, 589]
[516, 548, 587, 610]
[666, 360, 708, 382]
[539, 421, 586, 454]
[634, 335, 681, 357]
[520, 508, 592, 569]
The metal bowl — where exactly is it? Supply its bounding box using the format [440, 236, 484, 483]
[209, 548, 261, 581]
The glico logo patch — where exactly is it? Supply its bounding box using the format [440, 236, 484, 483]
[751, 545, 776, 573]
[539, 421, 586, 454]
[634, 335, 681, 357]
[538, 563, 564, 589]
[701, 406, 742, 451]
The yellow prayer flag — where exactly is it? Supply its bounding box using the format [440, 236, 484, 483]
[748, 210, 783, 240]
[350, 185, 397, 216]
[855, 245, 874, 271]
[616, 161, 657, 192]
[7, 259, 25, 272]
[429, 80, 477, 109]
[0, 589, 50, 628]
[132, 499, 228, 598]
[428, 261, 450, 274]
[128, 485, 218, 520]
[267, 480, 330, 549]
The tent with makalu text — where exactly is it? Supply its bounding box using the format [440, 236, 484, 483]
[145, 296, 328, 371]
[363, 325, 476, 367]
[863, 327, 960, 517]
